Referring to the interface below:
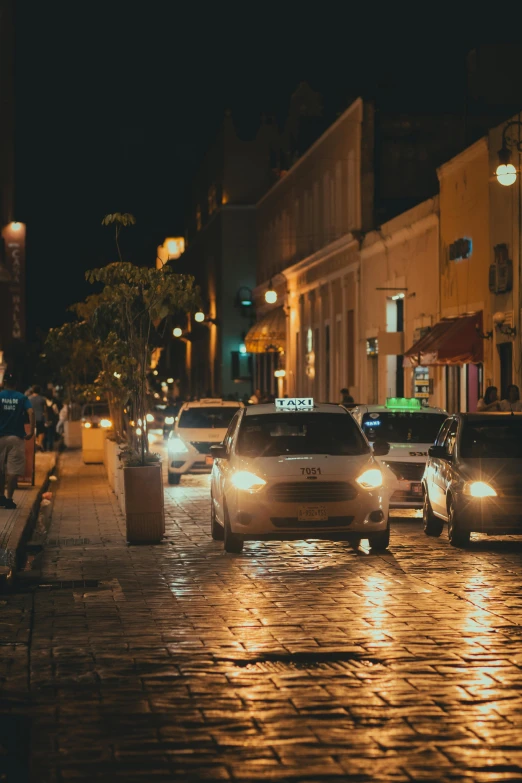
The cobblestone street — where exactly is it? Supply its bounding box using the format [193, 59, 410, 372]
[4, 451, 522, 782]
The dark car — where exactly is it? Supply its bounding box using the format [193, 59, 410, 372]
[422, 412, 522, 546]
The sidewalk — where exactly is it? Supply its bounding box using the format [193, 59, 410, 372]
[0, 451, 56, 577]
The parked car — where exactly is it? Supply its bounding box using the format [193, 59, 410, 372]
[351, 398, 447, 509]
[423, 412, 522, 546]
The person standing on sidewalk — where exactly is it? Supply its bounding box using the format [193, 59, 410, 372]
[29, 385, 46, 451]
[0, 373, 35, 509]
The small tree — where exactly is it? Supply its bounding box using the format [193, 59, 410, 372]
[44, 320, 100, 410]
[86, 213, 198, 464]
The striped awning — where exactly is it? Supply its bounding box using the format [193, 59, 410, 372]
[245, 307, 286, 354]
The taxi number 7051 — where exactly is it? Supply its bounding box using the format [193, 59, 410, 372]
[301, 467, 322, 475]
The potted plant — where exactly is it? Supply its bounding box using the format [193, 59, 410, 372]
[84, 213, 197, 543]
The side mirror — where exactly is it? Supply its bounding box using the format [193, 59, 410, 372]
[210, 443, 228, 460]
[428, 445, 448, 459]
[372, 440, 390, 456]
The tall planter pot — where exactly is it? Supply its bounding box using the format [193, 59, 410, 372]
[64, 420, 82, 449]
[123, 465, 164, 544]
[82, 426, 106, 464]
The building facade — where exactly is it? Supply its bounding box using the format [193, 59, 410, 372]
[250, 94, 464, 403]
[488, 112, 522, 398]
[361, 197, 442, 408]
[0, 0, 17, 380]
[171, 113, 280, 399]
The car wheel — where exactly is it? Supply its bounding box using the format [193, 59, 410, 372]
[423, 491, 443, 537]
[210, 496, 224, 540]
[447, 499, 470, 547]
[223, 502, 243, 554]
[168, 472, 181, 485]
[368, 520, 390, 551]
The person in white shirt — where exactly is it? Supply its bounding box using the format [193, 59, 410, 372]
[476, 386, 500, 412]
[500, 385, 522, 412]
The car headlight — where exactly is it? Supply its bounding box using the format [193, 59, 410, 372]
[355, 468, 383, 490]
[168, 436, 188, 453]
[165, 416, 175, 425]
[100, 419, 112, 429]
[230, 470, 266, 492]
[146, 413, 155, 423]
[464, 481, 497, 498]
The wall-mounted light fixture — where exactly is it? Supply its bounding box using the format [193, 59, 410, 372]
[496, 121, 522, 186]
[493, 311, 517, 337]
[265, 280, 278, 304]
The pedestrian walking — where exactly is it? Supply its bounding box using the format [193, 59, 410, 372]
[477, 386, 500, 412]
[44, 394, 60, 452]
[340, 388, 355, 406]
[0, 373, 35, 509]
[500, 385, 522, 412]
[28, 385, 46, 451]
[248, 388, 262, 405]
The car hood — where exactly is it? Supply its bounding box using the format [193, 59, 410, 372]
[459, 458, 522, 488]
[233, 453, 379, 480]
[175, 428, 227, 442]
[381, 442, 432, 459]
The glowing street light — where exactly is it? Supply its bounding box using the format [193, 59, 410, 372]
[496, 162, 517, 186]
[265, 280, 277, 304]
[167, 377, 174, 384]
[194, 311, 205, 323]
[173, 327, 183, 338]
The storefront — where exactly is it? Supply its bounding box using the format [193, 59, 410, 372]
[404, 312, 484, 413]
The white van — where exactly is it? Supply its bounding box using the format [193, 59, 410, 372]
[351, 398, 447, 509]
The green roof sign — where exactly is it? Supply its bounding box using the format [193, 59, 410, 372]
[385, 397, 422, 411]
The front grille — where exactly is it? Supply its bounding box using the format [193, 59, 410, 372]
[385, 461, 424, 481]
[190, 441, 213, 454]
[270, 516, 354, 528]
[268, 481, 357, 503]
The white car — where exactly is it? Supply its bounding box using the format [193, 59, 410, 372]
[351, 398, 448, 509]
[167, 399, 243, 485]
[209, 398, 393, 553]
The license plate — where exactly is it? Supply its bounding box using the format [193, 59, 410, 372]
[205, 456, 214, 466]
[411, 482, 422, 495]
[298, 505, 328, 522]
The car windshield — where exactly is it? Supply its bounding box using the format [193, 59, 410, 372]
[236, 413, 370, 457]
[461, 420, 522, 458]
[178, 407, 239, 429]
[82, 403, 110, 418]
[361, 412, 447, 444]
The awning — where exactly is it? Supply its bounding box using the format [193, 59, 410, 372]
[404, 312, 484, 367]
[245, 307, 286, 354]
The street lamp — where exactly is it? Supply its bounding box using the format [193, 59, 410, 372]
[194, 311, 205, 323]
[496, 121, 522, 186]
[265, 280, 277, 304]
[173, 327, 183, 338]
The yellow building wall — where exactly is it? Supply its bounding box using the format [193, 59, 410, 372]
[438, 138, 493, 386]
[439, 138, 490, 319]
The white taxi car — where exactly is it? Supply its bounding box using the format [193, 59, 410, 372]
[167, 399, 243, 485]
[351, 398, 447, 509]
[209, 398, 392, 553]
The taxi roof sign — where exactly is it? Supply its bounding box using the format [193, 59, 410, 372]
[385, 397, 422, 411]
[275, 397, 314, 410]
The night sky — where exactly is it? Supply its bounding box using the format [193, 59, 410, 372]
[13, 5, 515, 342]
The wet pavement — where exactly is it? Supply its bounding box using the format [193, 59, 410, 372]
[3, 450, 522, 782]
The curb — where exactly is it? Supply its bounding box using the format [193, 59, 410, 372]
[0, 452, 59, 586]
